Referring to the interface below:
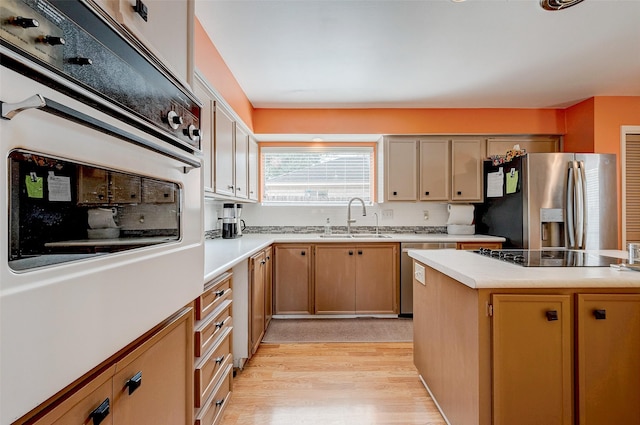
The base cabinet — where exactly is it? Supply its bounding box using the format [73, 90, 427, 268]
[249, 251, 267, 355]
[30, 308, 193, 425]
[273, 244, 313, 315]
[193, 272, 233, 425]
[314, 244, 397, 314]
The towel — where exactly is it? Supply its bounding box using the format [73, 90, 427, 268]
[447, 204, 474, 225]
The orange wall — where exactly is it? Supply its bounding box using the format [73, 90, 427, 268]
[252, 108, 565, 135]
[194, 18, 254, 130]
[564, 98, 595, 152]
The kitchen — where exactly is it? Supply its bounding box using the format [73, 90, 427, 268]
[1, 1, 640, 425]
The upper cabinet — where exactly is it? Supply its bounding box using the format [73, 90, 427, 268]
[385, 136, 484, 202]
[91, 0, 194, 85]
[193, 72, 258, 202]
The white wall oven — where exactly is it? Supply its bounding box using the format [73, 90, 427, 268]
[1, 0, 203, 423]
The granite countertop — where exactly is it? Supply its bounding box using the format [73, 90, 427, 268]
[408, 249, 640, 289]
[204, 233, 505, 282]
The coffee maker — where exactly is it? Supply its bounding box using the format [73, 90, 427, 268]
[222, 203, 237, 239]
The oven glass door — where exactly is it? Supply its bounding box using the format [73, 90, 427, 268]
[8, 149, 181, 271]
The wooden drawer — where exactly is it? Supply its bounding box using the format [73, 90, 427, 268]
[197, 273, 233, 321]
[194, 364, 233, 425]
[32, 367, 115, 425]
[456, 241, 502, 250]
[194, 301, 232, 357]
[194, 328, 232, 407]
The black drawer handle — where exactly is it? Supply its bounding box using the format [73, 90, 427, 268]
[215, 290, 225, 298]
[125, 371, 142, 395]
[301, 251, 306, 256]
[393, 191, 398, 196]
[349, 251, 354, 256]
[215, 320, 225, 329]
[457, 191, 462, 195]
[89, 398, 110, 425]
[357, 250, 363, 255]
[425, 191, 429, 195]
[130, 193, 136, 198]
[215, 355, 225, 364]
[546, 310, 558, 321]
[594, 309, 607, 320]
[215, 397, 226, 407]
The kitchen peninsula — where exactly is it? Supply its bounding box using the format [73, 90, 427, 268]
[408, 249, 640, 425]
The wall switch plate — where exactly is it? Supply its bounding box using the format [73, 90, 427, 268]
[381, 209, 393, 220]
[423, 210, 429, 221]
[414, 263, 426, 285]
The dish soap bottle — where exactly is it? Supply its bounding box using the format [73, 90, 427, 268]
[324, 218, 332, 235]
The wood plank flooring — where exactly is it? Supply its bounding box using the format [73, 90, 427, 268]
[219, 342, 447, 425]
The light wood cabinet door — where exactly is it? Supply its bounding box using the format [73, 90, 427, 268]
[274, 244, 313, 315]
[141, 178, 176, 203]
[113, 308, 193, 425]
[249, 251, 266, 355]
[234, 125, 249, 199]
[78, 166, 109, 204]
[355, 244, 397, 314]
[577, 294, 640, 425]
[419, 139, 450, 201]
[194, 76, 214, 193]
[110, 173, 141, 203]
[314, 245, 357, 314]
[214, 103, 235, 197]
[492, 294, 572, 425]
[264, 246, 273, 326]
[451, 138, 483, 201]
[32, 367, 115, 425]
[248, 137, 259, 201]
[386, 139, 417, 201]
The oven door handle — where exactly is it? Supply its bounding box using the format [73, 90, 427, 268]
[1, 94, 201, 172]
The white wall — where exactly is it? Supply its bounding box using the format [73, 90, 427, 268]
[205, 199, 451, 231]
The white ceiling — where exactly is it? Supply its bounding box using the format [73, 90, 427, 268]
[195, 0, 640, 111]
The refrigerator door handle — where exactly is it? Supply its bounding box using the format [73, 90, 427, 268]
[576, 160, 587, 249]
[566, 162, 576, 248]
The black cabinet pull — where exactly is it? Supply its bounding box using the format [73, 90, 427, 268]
[130, 193, 136, 198]
[349, 251, 354, 255]
[89, 398, 110, 425]
[215, 355, 225, 364]
[594, 309, 607, 320]
[393, 191, 398, 196]
[134, 0, 148, 21]
[425, 191, 429, 195]
[216, 320, 225, 329]
[125, 371, 142, 395]
[260, 260, 266, 265]
[357, 250, 363, 255]
[546, 310, 558, 321]
[215, 289, 225, 298]
[215, 397, 225, 407]
[300, 251, 306, 256]
[457, 191, 462, 195]
[266, 256, 270, 260]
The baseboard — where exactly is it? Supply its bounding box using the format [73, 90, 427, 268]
[419, 374, 452, 425]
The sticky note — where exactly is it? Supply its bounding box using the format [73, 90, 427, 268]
[506, 170, 519, 194]
[25, 175, 44, 198]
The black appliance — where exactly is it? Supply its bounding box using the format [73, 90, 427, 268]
[0, 0, 201, 152]
[473, 248, 625, 267]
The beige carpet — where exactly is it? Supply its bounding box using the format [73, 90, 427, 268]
[262, 318, 413, 343]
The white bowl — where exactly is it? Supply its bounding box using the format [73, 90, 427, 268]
[447, 224, 475, 235]
[87, 228, 121, 239]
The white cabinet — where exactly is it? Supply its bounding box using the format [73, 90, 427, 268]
[234, 125, 249, 200]
[248, 137, 259, 201]
[91, 0, 193, 85]
[385, 136, 484, 202]
[214, 103, 236, 197]
[193, 75, 214, 193]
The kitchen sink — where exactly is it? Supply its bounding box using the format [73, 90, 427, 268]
[318, 234, 391, 238]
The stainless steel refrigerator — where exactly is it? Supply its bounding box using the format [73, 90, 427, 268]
[475, 153, 618, 250]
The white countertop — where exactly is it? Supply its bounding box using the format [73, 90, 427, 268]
[408, 249, 640, 289]
[204, 233, 504, 282]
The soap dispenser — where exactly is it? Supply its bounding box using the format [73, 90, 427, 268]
[324, 218, 332, 235]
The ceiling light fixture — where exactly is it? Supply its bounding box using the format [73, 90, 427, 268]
[312, 137, 324, 142]
[540, 0, 585, 10]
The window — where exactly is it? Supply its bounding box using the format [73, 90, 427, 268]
[260, 143, 376, 205]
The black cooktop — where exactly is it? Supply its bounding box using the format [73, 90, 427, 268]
[473, 248, 625, 267]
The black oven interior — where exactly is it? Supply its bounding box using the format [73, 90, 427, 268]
[9, 150, 181, 271]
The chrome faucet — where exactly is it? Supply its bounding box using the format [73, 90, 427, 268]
[347, 197, 367, 235]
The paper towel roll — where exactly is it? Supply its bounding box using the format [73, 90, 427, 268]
[88, 208, 118, 229]
[447, 204, 475, 225]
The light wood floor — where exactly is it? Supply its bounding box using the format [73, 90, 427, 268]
[219, 342, 447, 425]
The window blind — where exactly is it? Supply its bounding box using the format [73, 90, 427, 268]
[261, 145, 374, 204]
[626, 134, 640, 243]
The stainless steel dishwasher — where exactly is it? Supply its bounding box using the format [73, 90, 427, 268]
[400, 242, 457, 317]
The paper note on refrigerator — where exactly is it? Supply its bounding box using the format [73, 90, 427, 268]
[506, 169, 519, 194]
[486, 169, 504, 197]
[47, 172, 72, 202]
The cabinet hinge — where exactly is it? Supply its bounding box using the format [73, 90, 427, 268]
[487, 303, 493, 317]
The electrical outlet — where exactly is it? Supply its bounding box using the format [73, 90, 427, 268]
[381, 209, 394, 220]
[423, 210, 429, 221]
